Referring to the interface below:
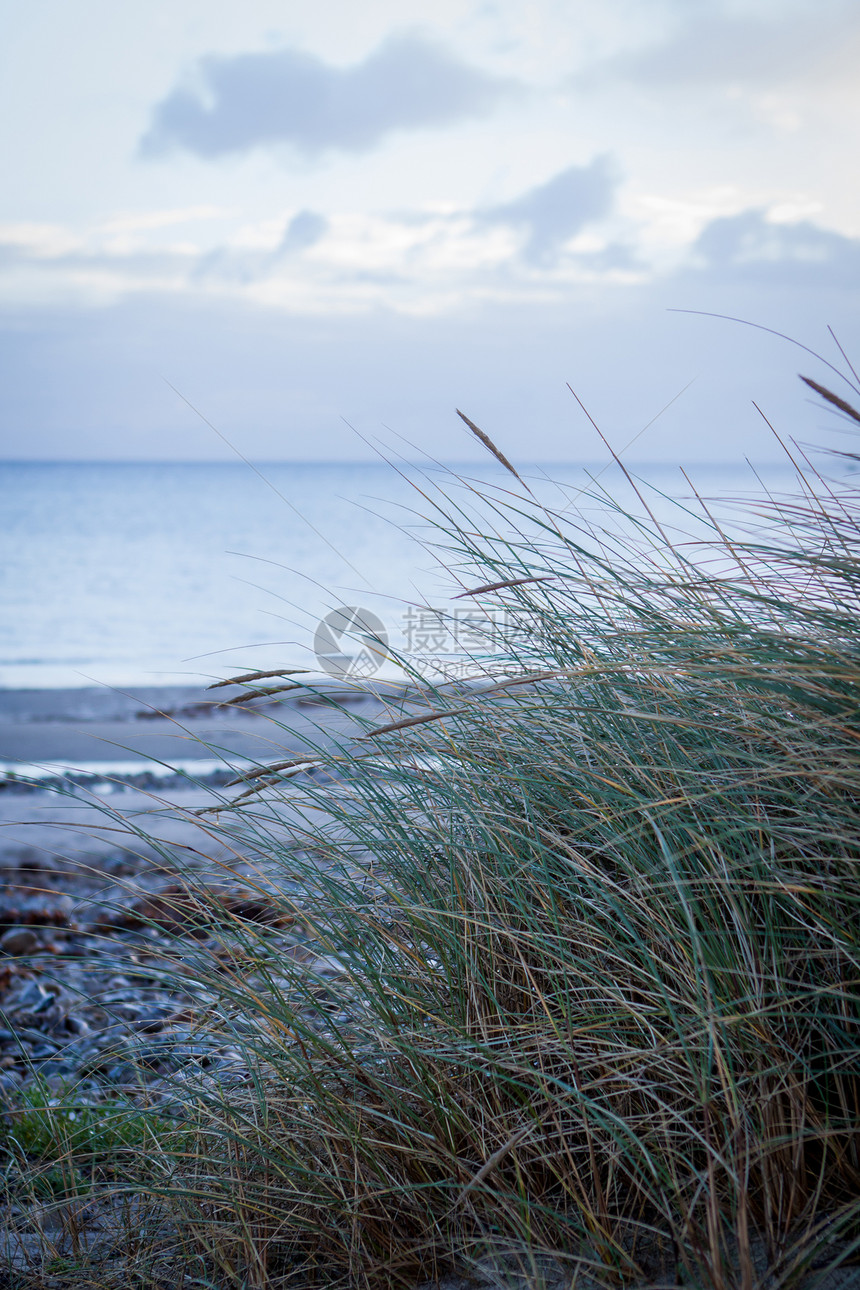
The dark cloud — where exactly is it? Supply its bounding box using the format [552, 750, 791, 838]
[277, 210, 328, 255]
[480, 157, 618, 264]
[140, 35, 516, 160]
[692, 210, 860, 288]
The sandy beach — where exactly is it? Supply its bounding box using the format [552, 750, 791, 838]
[0, 682, 403, 1275]
[0, 680, 397, 777]
[0, 679, 398, 1118]
[0, 677, 408, 894]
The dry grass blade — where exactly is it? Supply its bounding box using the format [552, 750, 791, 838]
[450, 1123, 537, 1209]
[362, 706, 470, 737]
[453, 575, 555, 599]
[225, 756, 326, 786]
[479, 668, 563, 693]
[217, 682, 304, 706]
[225, 746, 387, 787]
[196, 774, 287, 810]
[800, 375, 860, 425]
[207, 668, 313, 690]
[456, 409, 531, 491]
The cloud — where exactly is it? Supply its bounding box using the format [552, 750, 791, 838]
[140, 34, 516, 161]
[585, 6, 860, 91]
[691, 210, 860, 288]
[277, 210, 328, 255]
[189, 210, 328, 284]
[480, 157, 618, 264]
[0, 167, 636, 318]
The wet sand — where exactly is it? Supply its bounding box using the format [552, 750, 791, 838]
[0, 681, 398, 774]
[0, 680, 412, 873]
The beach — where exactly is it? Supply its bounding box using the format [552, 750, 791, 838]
[0, 678, 397, 919]
[0, 679, 401, 1103]
[0, 681, 413, 1275]
[0, 680, 396, 776]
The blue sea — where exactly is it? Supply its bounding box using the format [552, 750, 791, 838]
[0, 458, 833, 691]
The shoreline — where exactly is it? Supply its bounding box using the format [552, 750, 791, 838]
[0, 679, 405, 780]
[0, 679, 400, 873]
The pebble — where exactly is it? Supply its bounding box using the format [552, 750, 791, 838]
[0, 927, 38, 956]
[0, 820, 344, 1109]
[12, 981, 55, 1012]
[63, 1014, 91, 1035]
[30, 1044, 59, 1059]
[105, 1063, 143, 1086]
[17, 1027, 57, 1045]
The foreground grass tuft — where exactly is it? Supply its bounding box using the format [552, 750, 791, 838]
[142, 380, 858, 1288]
[6, 376, 860, 1289]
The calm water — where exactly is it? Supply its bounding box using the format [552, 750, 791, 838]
[0, 459, 824, 690]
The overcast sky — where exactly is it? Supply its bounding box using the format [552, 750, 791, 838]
[1, 0, 858, 462]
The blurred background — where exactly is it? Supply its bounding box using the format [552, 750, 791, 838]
[1, 0, 858, 689]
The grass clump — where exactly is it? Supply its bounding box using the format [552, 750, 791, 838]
[150, 380, 860, 1288]
[3, 1079, 154, 1165]
[19, 375, 859, 1289]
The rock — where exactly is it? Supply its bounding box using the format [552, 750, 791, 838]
[112, 1002, 146, 1021]
[133, 1016, 165, 1034]
[62, 1013, 91, 1036]
[105, 1063, 138, 1085]
[17, 1027, 55, 1045]
[33, 1058, 76, 1079]
[30, 1043, 59, 1059]
[0, 927, 37, 955]
[10, 981, 55, 1012]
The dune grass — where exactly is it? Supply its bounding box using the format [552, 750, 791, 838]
[111, 376, 856, 1289]
[4, 376, 860, 1289]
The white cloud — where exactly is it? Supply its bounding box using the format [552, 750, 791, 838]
[0, 224, 83, 259]
[98, 206, 229, 234]
[0, 162, 635, 312]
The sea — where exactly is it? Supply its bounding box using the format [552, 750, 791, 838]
[0, 458, 843, 693]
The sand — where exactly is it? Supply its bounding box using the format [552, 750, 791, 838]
[0, 680, 398, 771]
[0, 679, 409, 872]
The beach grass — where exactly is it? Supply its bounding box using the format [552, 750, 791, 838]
[4, 375, 860, 1288]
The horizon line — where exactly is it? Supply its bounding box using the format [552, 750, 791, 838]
[0, 456, 803, 468]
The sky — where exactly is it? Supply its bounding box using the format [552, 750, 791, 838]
[1, 0, 859, 463]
